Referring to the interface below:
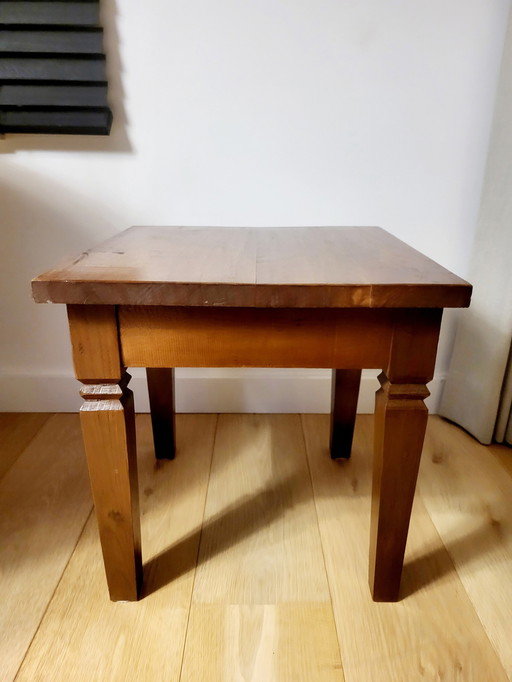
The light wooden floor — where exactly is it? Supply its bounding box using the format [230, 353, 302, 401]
[1, 412, 512, 681]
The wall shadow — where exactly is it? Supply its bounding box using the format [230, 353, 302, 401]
[0, 167, 121, 374]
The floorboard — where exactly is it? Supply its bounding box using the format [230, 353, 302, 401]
[0, 415, 92, 682]
[191, 414, 331, 604]
[16, 415, 216, 682]
[182, 414, 343, 681]
[180, 604, 344, 682]
[0, 412, 51, 480]
[1, 413, 510, 681]
[420, 416, 512, 677]
[490, 440, 512, 478]
[302, 414, 508, 682]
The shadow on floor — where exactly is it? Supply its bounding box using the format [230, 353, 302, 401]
[141, 470, 307, 597]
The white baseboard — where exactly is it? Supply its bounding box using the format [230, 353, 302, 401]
[0, 368, 445, 413]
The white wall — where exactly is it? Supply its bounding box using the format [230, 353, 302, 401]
[0, 0, 509, 412]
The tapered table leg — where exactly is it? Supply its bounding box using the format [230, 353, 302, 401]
[146, 368, 176, 460]
[330, 369, 362, 459]
[369, 309, 442, 601]
[80, 373, 142, 601]
[369, 373, 429, 601]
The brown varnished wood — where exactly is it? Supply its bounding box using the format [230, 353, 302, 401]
[330, 369, 361, 459]
[119, 307, 394, 369]
[370, 377, 430, 601]
[80, 374, 142, 601]
[68, 303, 141, 601]
[33, 226, 472, 309]
[369, 309, 442, 601]
[146, 368, 176, 460]
[33, 227, 472, 604]
[67, 304, 121, 382]
[386, 308, 443, 383]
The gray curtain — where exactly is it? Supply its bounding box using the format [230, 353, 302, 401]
[439, 6, 512, 445]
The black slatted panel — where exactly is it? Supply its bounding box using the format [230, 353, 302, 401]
[0, 57, 106, 81]
[0, 84, 108, 106]
[0, 29, 104, 54]
[0, 1, 112, 135]
[1, 2, 99, 27]
[0, 107, 111, 133]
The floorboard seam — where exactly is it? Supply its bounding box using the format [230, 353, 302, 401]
[13, 506, 94, 681]
[299, 413, 347, 681]
[416, 488, 511, 680]
[178, 413, 219, 681]
[0, 413, 54, 484]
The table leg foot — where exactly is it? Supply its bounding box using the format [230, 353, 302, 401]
[369, 372, 429, 601]
[80, 372, 142, 601]
[330, 369, 361, 459]
[146, 368, 176, 460]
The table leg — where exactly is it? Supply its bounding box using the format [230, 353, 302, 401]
[368, 309, 442, 601]
[330, 369, 361, 459]
[146, 368, 176, 460]
[80, 373, 142, 601]
[369, 373, 429, 601]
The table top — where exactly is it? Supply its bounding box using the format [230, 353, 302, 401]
[32, 226, 472, 308]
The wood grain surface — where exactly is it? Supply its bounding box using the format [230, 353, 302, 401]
[67, 304, 122, 382]
[370, 376, 430, 600]
[0, 415, 93, 682]
[119, 306, 394, 369]
[32, 226, 472, 308]
[80, 377, 142, 601]
[420, 417, 512, 677]
[3, 413, 511, 681]
[302, 414, 509, 682]
[0, 412, 51, 480]
[16, 414, 217, 682]
[180, 604, 344, 682]
[192, 414, 331, 604]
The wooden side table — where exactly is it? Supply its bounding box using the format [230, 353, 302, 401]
[32, 226, 472, 602]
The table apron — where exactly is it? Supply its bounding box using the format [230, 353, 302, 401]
[118, 306, 396, 369]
